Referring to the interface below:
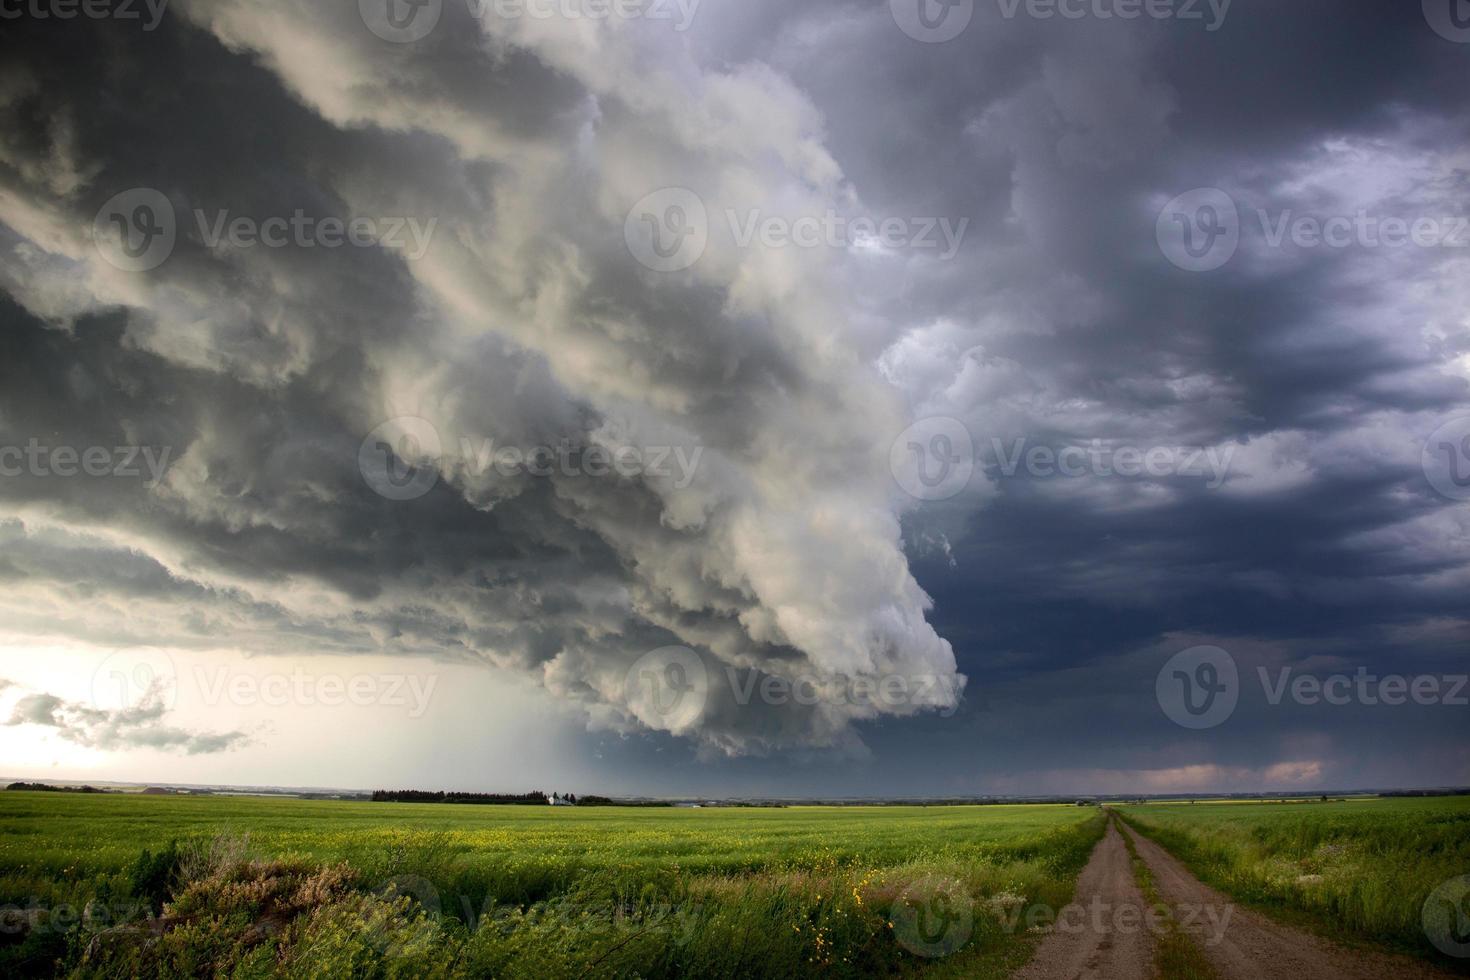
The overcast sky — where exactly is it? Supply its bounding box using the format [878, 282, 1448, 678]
[0, 0, 1466, 797]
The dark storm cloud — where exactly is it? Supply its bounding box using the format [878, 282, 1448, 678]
[0, 1, 1465, 789]
[0, 2, 963, 760]
[765, 0, 1470, 789]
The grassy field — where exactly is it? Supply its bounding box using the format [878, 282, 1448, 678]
[1118, 797, 1470, 964]
[0, 793, 1105, 978]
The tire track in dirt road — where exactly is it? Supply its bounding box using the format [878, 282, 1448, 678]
[1011, 817, 1155, 980]
[1118, 819, 1457, 980]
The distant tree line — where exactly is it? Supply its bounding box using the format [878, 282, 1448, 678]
[371, 790, 548, 805]
[577, 796, 672, 807]
[370, 790, 683, 807]
[1380, 788, 1469, 798]
[6, 782, 110, 793]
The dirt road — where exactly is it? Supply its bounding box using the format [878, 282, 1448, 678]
[1012, 815, 1453, 980]
[1012, 818, 1154, 980]
[1121, 820, 1453, 980]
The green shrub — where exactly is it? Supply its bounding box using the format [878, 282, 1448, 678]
[127, 843, 183, 915]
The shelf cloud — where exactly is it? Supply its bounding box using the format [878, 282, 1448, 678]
[0, 1, 1466, 790]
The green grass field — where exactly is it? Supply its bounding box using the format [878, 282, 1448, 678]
[0, 793, 1105, 978]
[1118, 797, 1470, 963]
[8, 793, 1466, 977]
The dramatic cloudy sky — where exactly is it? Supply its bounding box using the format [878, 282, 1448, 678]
[0, 0, 1466, 796]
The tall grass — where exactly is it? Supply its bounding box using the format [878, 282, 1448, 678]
[0, 793, 1106, 978]
[1118, 797, 1470, 965]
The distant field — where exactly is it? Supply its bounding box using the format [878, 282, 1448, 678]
[0, 793, 1105, 978]
[1118, 796, 1470, 962]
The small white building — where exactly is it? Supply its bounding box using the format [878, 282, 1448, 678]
[547, 793, 573, 806]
